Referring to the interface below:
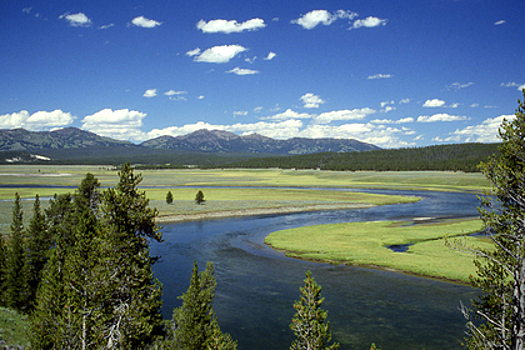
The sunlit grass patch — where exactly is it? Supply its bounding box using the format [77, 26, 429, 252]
[265, 218, 492, 283]
[0, 307, 30, 348]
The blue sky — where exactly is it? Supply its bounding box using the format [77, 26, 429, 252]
[1, 0, 524, 148]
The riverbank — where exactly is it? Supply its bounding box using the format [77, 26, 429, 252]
[156, 202, 375, 222]
[265, 218, 492, 283]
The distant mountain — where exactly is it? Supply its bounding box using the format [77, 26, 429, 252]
[0, 127, 135, 151]
[140, 129, 380, 154]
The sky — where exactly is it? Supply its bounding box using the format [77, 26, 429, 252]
[1, 0, 524, 148]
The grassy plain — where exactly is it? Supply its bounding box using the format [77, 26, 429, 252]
[0, 307, 30, 347]
[265, 218, 492, 283]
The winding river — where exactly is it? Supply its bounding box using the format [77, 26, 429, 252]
[150, 189, 482, 350]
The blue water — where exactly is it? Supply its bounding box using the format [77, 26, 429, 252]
[151, 190, 482, 350]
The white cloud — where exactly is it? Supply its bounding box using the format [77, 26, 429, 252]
[371, 117, 414, 124]
[291, 10, 357, 30]
[367, 74, 393, 80]
[314, 108, 376, 124]
[399, 98, 411, 104]
[449, 82, 473, 90]
[352, 16, 387, 29]
[98, 23, 115, 30]
[197, 95, 205, 100]
[59, 12, 92, 27]
[261, 109, 313, 121]
[494, 20, 506, 25]
[0, 110, 74, 130]
[300, 93, 325, 109]
[245, 57, 257, 64]
[501, 81, 525, 91]
[449, 115, 515, 143]
[380, 101, 395, 108]
[382, 106, 396, 113]
[186, 48, 201, 57]
[164, 90, 187, 96]
[143, 89, 157, 98]
[417, 113, 469, 123]
[264, 52, 276, 60]
[233, 111, 248, 117]
[131, 16, 162, 28]
[82, 108, 146, 140]
[470, 103, 480, 108]
[227, 67, 260, 75]
[190, 45, 247, 63]
[423, 99, 446, 107]
[253, 106, 263, 113]
[196, 18, 266, 33]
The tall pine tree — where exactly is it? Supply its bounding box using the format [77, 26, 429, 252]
[100, 163, 164, 349]
[4, 193, 30, 312]
[165, 260, 237, 350]
[290, 271, 339, 350]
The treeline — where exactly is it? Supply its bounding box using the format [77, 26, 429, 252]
[0, 166, 344, 350]
[205, 143, 500, 172]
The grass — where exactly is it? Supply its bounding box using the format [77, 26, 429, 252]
[265, 218, 493, 283]
[0, 307, 30, 347]
[0, 166, 490, 195]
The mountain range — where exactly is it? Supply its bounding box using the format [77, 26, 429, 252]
[0, 127, 379, 164]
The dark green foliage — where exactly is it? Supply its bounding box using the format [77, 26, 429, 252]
[207, 142, 500, 172]
[25, 194, 50, 309]
[290, 271, 339, 350]
[195, 190, 205, 205]
[99, 163, 163, 348]
[166, 191, 174, 205]
[463, 90, 525, 349]
[3, 194, 29, 312]
[164, 260, 237, 350]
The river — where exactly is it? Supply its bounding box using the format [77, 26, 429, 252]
[150, 189, 482, 350]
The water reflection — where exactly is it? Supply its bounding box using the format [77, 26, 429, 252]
[151, 189, 480, 350]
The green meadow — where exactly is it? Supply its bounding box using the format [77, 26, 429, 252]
[265, 218, 492, 283]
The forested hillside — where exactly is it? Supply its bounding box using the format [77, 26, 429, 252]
[207, 143, 500, 172]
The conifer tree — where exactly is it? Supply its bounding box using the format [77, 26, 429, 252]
[195, 190, 205, 205]
[4, 193, 30, 312]
[458, 91, 525, 350]
[166, 191, 173, 205]
[290, 271, 339, 350]
[166, 260, 237, 350]
[100, 163, 164, 349]
[25, 194, 50, 309]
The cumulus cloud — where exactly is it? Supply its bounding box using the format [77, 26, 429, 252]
[82, 108, 146, 140]
[352, 16, 387, 29]
[143, 89, 157, 98]
[314, 108, 376, 124]
[261, 109, 313, 121]
[291, 10, 357, 30]
[0, 110, 74, 130]
[423, 99, 446, 107]
[368, 74, 393, 80]
[300, 93, 325, 109]
[131, 16, 162, 28]
[227, 67, 260, 75]
[448, 115, 515, 143]
[417, 113, 469, 123]
[165, 90, 187, 101]
[196, 18, 266, 33]
[264, 52, 276, 60]
[189, 45, 247, 63]
[59, 12, 92, 27]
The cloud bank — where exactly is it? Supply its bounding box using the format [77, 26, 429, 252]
[197, 18, 266, 33]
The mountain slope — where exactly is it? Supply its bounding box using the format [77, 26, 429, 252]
[140, 129, 380, 154]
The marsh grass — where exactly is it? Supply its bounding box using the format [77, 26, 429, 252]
[265, 218, 492, 282]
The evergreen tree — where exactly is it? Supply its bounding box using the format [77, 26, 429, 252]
[290, 271, 339, 350]
[166, 260, 237, 350]
[100, 163, 164, 349]
[4, 193, 30, 312]
[0, 219, 6, 307]
[460, 90, 525, 350]
[25, 194, 50, 309]
[166, 191, 173, 205]
[195, 190, 205, 205]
